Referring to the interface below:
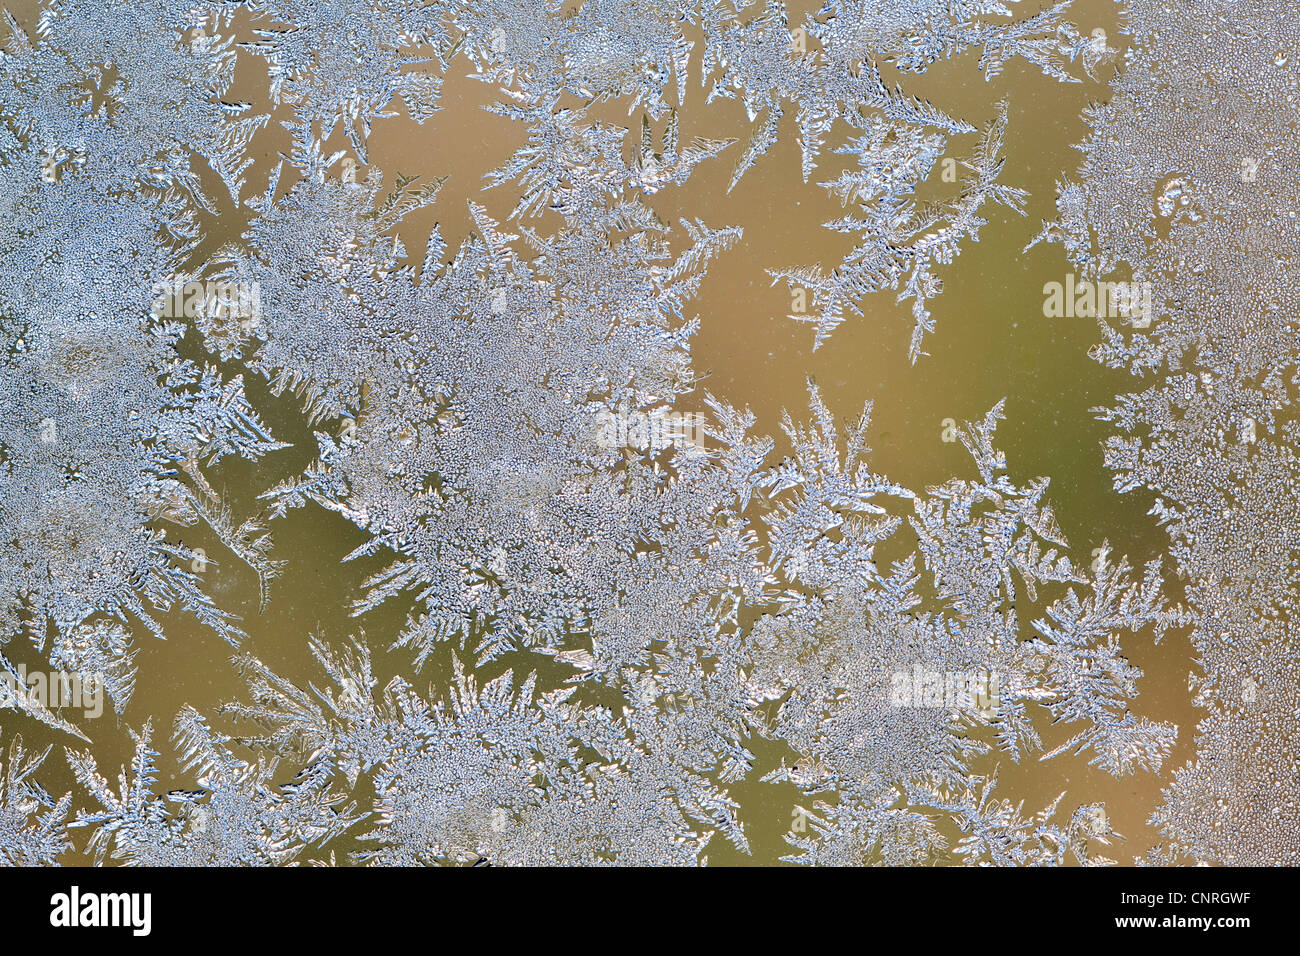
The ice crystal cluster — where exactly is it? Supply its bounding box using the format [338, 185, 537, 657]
[0, 0, 1288, 866]
[1032, 0, 1300, 865]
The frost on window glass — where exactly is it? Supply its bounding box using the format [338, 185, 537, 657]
[0, 0, 1289, 869]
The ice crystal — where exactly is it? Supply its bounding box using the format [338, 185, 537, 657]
[0, 0, 1264, 869]
[222, 637, 732, 864]
[0, 1, 286, 715]
[0, 731, 72, 865]
[735, 392, 1179, 863]
[721, 0, 1108, 355]
[770, 102, 1026, 356]
[68, 714, 360, 865]
[244, 0, 454, 160]
[1031, 0, 1300, 864]
[237, 105, 740, 668]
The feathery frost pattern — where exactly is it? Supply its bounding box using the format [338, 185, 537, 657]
[0, 0, 1283, 868]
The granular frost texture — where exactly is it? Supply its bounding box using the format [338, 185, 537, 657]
[0, 0, 1292, 867]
